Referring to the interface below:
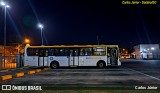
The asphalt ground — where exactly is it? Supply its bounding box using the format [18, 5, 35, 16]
[121, 59, 160, 79]
[0, 60, 160, 89]
[0, 67, 39, 76]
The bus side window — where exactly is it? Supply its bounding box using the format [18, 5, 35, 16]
[79, 48, 93, 56]
[93, 47, 106, 56]
[74, 49, 79, 56]
[59, 49, 65, 56]
[48, 49, 54, 56]
[54, 49, 59, 56]
[27, 48, 37, 56]
[87, 48, 93, 56]
[39, 49, 48, 57]
[35, 49, 38, 56]
[45, 49, 48, 57]
[39, 49, 43, 57]
[64, 49, 70, 56]
[80, 48, 85, 56]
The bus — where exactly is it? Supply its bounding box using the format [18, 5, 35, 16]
[24, 45, 121, 68]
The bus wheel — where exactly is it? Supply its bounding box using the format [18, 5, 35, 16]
[50, 61, 59, 69]
[97, 61, 106, 68]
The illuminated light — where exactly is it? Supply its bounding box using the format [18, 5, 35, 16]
[1, 2, 10, 8]
[38, 24, 43, 29]
[6, 5, 10, 8]
[26, 44, 30, 47]
[38, 23, 44, 45]
[151, 47, 155, 50]
[1, 2, 5, 6]
[121, 56, 124, 58]
[143, 49, 146, 51]
[24, 38, 30, 44]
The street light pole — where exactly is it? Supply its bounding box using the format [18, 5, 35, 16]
[40, 27, 43, 45]
[38, 24, 44, 46]
[3, 5, 7, 69]
[1, 2, 10, 68]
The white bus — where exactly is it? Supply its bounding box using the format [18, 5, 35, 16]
[24, 45, 121, 68]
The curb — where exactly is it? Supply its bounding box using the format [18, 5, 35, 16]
[44, 68, 49, 70]
[1, 75, 12, 81]
[1, 67, 51, 80]
[15, 72, 25, 78]
[35, 69, 42, 73]
[28, 70, 35, 75]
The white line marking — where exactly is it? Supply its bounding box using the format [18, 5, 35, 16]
[124, 67, 160, 81]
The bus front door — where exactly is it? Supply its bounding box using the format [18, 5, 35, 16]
[69, 49, 79, 66]
[107, 47, 118, 66]
[39, 49, 48, 66]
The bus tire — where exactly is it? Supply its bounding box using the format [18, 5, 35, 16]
[97, 61, 106, 68]
[50, 61, 59, 69]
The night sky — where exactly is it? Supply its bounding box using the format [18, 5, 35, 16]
[0, 0, 160, 48]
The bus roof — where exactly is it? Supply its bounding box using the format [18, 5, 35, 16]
[25, 45, 119, 48]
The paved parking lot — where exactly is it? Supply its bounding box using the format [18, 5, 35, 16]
[121, 59, 160, 79]
[1, 68, 160, 87]
[1, 60, 160, 88]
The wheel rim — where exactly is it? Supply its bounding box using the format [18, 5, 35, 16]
[99, 63, 103, 68]
[52, 63, 57, 68]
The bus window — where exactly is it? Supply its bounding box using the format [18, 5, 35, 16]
[48, 48, 54, 56]
[93, 47, 106, 56]
[45, 49, 48, 57]
[80, 48, 85, 56]
[27, 48, 38, 56]
[59, 49, 65, 56]
[86, 48, 93, 56]
[39, 49, 48, 57]
[54, 49, 59, 56]
[74, 49, 79, 56]
[64, 49, 70, 56]
[80, 48, 93, 56]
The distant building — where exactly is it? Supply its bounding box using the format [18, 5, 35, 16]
[132, 44, 160, 59]
[0, 44, 24, 69]
[0, 44, 24, 56]
[119, 48, 130, 59]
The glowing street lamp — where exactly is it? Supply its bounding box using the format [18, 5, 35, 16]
[1, 1, 10, 68]
[1, 2, 10, 7]
[1, 2, 5, 6]
[38, 23, 44, 45]
[151, 47, 155, 50]
[24, 38, 30, 44]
